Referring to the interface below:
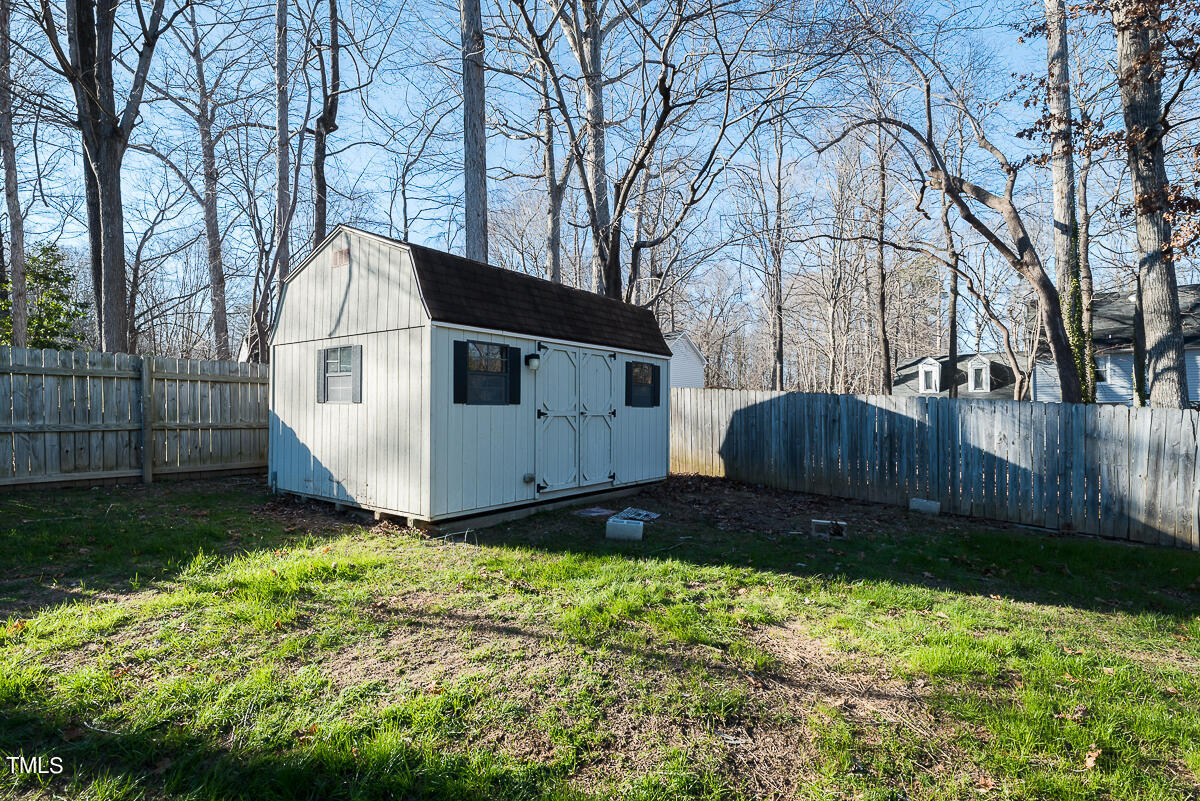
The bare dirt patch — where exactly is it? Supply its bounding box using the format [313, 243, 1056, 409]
[320, 587, 978, 797]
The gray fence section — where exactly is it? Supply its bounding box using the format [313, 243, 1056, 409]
[0, 346, 269, 487]
[670, 388, 1200, 549]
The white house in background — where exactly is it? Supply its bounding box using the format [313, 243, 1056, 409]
[1031, 285, 1200, 405]
[664, 331, 707, 388]
[268, 225, 672, 524]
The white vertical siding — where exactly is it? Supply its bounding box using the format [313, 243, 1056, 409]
[429, 325, 671, 519]
[270, 330, 429, 517]
[429, 325, 538, 518]
[273, 228, 426, 346]
[614, 354, 671, 483]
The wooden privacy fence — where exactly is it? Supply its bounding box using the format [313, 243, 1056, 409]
[0, 346, 269, 488]
[670, 388, 1200, 549]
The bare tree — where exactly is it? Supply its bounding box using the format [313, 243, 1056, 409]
[460, 0, 486, 261]
[1111, 0, 1189, 407]
[1044, 0, 1087, 392]
[826, 13, 1084, 401]
[311, 0, 341, 243]
[275, 0, 292, 286]
[133, 1, 269, 359]
[0, 0, 25, 347]
[872, 128, 892, 392]
[36, 0, 187, 351]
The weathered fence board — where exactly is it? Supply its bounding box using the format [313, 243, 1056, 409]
[670, 388, 1200, 549]
[0, 346, 269, 488]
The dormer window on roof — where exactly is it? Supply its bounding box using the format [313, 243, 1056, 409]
[968, 357, 991, 393]
[918, 358, 941, 394]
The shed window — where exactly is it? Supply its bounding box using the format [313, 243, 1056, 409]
[625, 361, 660, 408]
[317, 345, 361, 404]
[453, 340, 521, 405]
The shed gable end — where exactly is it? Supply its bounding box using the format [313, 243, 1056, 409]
[272, 228, 429, 346]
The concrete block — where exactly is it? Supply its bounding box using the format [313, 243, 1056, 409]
[811, 519, 847, 539]
[909, 498, 941, 515]
[606, 517, 644, 541]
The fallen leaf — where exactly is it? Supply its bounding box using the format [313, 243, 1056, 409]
[1085, 746, 1102, 770]
[1102, 667, 1115, 675]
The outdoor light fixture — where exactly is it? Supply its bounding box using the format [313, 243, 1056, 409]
[525, 352, 542, 371]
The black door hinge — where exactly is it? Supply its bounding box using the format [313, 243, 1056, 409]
[609, 352, 617, 360]
[608, 472, 616, 481]
[536, 409, 547, 418]
[536, 483, 547, 492]
[609, 408, 617, 417]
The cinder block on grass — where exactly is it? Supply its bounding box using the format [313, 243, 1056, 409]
[909, 498, 941, 515]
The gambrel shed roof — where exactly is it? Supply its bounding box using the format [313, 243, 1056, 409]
[405, 241, 671, 356]
[276, 225, 671, 357]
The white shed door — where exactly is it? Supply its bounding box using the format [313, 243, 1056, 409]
[578, 351, 615, 486]
[535, 346, 579, 492]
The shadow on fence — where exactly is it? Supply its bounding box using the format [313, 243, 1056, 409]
[669, 388, 1200, 549]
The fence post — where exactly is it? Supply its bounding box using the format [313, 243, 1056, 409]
[141, 356, 154, 483]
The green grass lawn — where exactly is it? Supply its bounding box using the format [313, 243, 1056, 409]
[1, 476, 1198, 800]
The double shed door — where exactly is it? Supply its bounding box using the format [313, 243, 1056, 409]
[534, 345, 616, 493]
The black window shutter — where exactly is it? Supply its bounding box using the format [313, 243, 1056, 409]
[507, 346, 521, 404]
[316, 348, 326, 403]
[624, 362, 634, 406]
[453, 340, 467, 403]
[351, 345, 363, 403]
[651, 364, 662, 406]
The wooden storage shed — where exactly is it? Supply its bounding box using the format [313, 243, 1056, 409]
[268, 225, 672, 523]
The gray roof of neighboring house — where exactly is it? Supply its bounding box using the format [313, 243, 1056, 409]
[894, 352, 1020, 400]
[405, 240, 672, 357]
[1091, 284, 1200, 352]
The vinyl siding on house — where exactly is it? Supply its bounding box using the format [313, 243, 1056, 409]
[1031, 350, 1200, 404]
[666, 336, 706, 388]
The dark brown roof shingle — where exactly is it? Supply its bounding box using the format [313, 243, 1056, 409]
[405, 241, 671, 356]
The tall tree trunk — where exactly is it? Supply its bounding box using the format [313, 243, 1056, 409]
[275, 0, 292, 288]
[461, 0, 487, 262]
[188, 9, 230, 359]
[93, 142, 129, 351]
[939, 191, 958, 397]
[874, 133, 891, 393]
[0, 0, 25, 348]
[1077, 157, 1095, 401]
[769, 121, 784, 390]
[1133, 270, 1148, 405]
[582, 3, 610, 294]
[542, 75, 562, 283]
[83, 156, 102, 338]
[1113, 0, 1189, 407]
[313, 0, 340, 244]
[1045, 0, 1086, 393]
